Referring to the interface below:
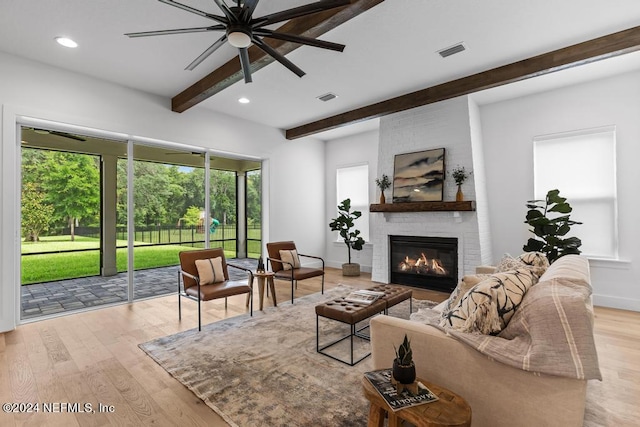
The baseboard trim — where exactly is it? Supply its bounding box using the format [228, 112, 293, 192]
[593, 294, 640, 312]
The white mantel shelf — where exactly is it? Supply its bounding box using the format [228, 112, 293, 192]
[369, 201, 476, 213]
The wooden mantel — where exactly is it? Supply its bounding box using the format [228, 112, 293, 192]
[369, 201, 475, 212]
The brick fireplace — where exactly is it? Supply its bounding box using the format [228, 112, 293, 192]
[370, 96, 493, 289]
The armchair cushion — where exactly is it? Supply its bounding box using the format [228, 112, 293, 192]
[279, 249, 301, 270]
[195, 257, 225, 285]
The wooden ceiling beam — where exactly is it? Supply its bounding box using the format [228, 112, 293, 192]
[285, 25, 640, 140]
[171, 0, 385, 113]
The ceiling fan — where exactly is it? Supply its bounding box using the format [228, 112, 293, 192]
[28, 127, 87, 142]
[125, 0, 349, 83]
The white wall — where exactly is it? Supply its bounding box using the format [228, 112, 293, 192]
[0, 52, 326, 332]
[267, 137, 326, 265]
[324, 130, 379, 271]
[479, 70, 640, 311]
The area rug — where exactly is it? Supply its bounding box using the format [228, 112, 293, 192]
[140, 285, 614, 427]
[139, 285, 432, 427]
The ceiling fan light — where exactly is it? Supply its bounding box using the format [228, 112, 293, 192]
[228, 31, 251, 48]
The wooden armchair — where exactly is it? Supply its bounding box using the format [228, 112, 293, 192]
[178, 248, 253, 331]
[266, 241, 324, 304]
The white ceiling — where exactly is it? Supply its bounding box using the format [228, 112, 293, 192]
[1, 0, 640, 141]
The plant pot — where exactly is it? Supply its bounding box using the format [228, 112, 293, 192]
[379, 192, 386, 204]
[392, 359, 416, 384]
[456, 184, 464, 202]
[342, 263, 360, 276]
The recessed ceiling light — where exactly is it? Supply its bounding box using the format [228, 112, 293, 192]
[238, 97, 250, 104]
[55, 37, 78, 48]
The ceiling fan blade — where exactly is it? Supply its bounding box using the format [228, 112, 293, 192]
[212, 0, 237, 23]
[238, 47, 253, 83]
[252, 37, 305, 78]
[241, 0, 260, 21]
[158, 0, 227, 23]
[185, 34, 228, 71]
[49, 131, 86, 142]
[253, 0, 349, 27]
[125, 25, 225, 38]
[254, 29, 345, 52]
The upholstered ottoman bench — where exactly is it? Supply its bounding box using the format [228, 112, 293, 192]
[315, 285, 412, 365]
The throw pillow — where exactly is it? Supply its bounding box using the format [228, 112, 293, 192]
[279, 249, 301, 270]
[517, 251, 550, 278]
[440, 268, 538, 335]
[495, 253, 526, 272]
[195, 257, 225, 285]
[439, 274, 489, 318]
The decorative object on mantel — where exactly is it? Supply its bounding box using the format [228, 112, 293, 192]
[523, 189, 582, 263]
[375, 174, 392, 204]
[393, 148, 445, 203]
[329, 198, 365, 276]
[450, 165, 472, 202]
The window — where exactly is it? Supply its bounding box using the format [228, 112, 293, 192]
[336, 164, 369, 242]
[533, 126, 617, 259]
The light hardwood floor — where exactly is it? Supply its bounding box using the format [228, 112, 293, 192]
[0, 268, 638, 426]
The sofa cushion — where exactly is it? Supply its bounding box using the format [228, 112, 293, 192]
[518, 252, 549, 278]
[495, 253, 525, 272]
[539, 254, 590, 285]
[440, 268, 538, 335]
[195, 257, 225, 285]
[279, 249, 301, 270]
[439, 274, 488, 317]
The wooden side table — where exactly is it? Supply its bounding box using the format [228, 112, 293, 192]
[253, 271, 277, 310]
[362, 376, 471, 427]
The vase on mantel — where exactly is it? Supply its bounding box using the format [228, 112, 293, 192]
[379, 192, 386, 204]
[456, 184, 464, 202]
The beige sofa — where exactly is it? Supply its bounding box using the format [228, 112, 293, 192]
[370, 255, 600, 427]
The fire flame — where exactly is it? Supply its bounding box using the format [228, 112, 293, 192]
[397, 253, 449, 276]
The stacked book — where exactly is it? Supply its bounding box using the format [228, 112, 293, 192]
[344, 289, 386, 305]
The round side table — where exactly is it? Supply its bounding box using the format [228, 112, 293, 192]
[362, 376, 471, 427]
[253, 271, 277, 310]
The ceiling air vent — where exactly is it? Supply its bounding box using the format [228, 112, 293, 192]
[317, 92, 338, 102]
[438, 43, 466, 58]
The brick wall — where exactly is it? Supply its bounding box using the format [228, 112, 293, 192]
[371, 96, 491, 284]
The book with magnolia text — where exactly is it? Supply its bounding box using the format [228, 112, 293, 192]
[364, 368, 439, 411]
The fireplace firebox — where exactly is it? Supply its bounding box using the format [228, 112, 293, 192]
[389, 235, 458, 292]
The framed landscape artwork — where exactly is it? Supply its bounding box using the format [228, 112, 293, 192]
[392, 148, 445, 202]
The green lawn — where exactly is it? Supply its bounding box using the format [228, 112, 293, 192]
[20, 235, 249, 284]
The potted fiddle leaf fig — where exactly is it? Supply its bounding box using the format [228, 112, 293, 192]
[523, 189, 582, 263]
[329, 198, 365, 276]
[392, 334, 416, 385]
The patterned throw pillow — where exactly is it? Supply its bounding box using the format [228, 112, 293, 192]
[495, 253, 526, 272]
[440, 268, 538, 335]
[440, 274, 488, 318]
[194, 257, 225, 285]
[279, 249, 301, 270]
[517, 252, 550, 278]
